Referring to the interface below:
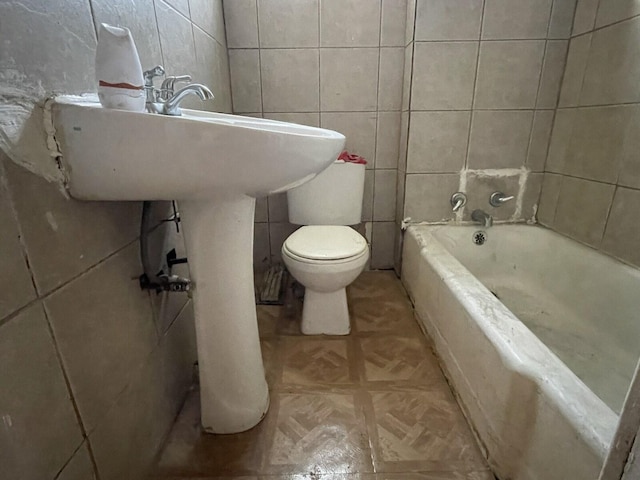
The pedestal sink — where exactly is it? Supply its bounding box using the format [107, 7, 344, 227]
[52, 96, 345, 433]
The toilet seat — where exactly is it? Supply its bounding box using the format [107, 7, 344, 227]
[283, 225, 367, 262]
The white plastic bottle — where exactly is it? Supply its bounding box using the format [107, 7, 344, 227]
[95, 23, 145, 112]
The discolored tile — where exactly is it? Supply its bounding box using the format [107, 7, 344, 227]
[351, 295, 419, 335]
[369, 389, 485, 470]
[257, 305, 282, 338]
[261, 339, 281, 388]
[152, 390, 272, 476]
[282, 338, 354, 386]
[265, 393, 373, 474]
[359, 337, 441, 384]
[348, 271, 407, 302]
[378, 471, 494, 479]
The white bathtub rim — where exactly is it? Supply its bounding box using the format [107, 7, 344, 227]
[408, 225, 618, 458]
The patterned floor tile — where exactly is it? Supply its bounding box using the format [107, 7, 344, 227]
[151, 391, 271, 476]
[151, 272, 492, 480]
[265, 393, 373, 474]
[261, 339, 281, 388]
[358, 337, 441, 384]
[282, 338, 354, 386]
[369, 390, 486, 470]
[351, 295, 420, 335]
[348, 272, 406, 302]
[378, 472, 494, 480]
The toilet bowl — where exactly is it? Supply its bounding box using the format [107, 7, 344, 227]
[282, 225, 369, 335]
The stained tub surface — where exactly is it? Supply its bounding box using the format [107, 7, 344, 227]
[401, 224, 640, 480]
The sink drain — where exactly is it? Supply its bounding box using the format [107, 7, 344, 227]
[473, 230, 487, 245]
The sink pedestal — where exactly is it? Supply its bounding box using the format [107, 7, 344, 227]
[180, 196, 269, 433]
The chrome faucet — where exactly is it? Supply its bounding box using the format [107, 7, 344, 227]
[163, 84, 214, 116]
[471, 209, 493, 228]
[143, 65, 214, 116]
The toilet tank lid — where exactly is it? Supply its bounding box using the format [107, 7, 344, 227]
[284, 226, 367, 260]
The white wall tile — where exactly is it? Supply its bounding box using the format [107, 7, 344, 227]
[407, 111, 471, 173]
[573, 0, 600, 34]
[229, 49, 262, 113]
[596, 0, 640, 28]
[0, 304, 83, 480]
[580, 17, 640, 106]
[411, 41, 478, 110]
[602, 187, 640, 267]
[223, 0, 259, 47]
[537, 40, 569, 108]
[558, 34, 592, 107]
[373, 170, 398, 221]
[258, 0, 318, 47]
[371, 222, 397, 269]
[0, 162, 36, 320]
[381, 0, 408, 46]
[378, 47, 405, 111]
[474, 40, 545, 109]
[262, 49, 319, 112]
[321, 0, 381, 47]
[320, 48, 379, 111]
[156, 0, 197, 74]
[404, 174, 460, 221]
[320, 112, 377, 165]
[45, 244, 157, 431]
[548, 0, 578, 39]
[468, 110, 534, 169]
[527, 110, 555, 171]
[554, 176, 615, 247]
[189, 0, 226, 45]
[415, 0, 483, 40]
[482, 0, 553, 39]
[376, 111, 402, 169]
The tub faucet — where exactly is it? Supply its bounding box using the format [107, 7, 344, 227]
[471, 209, 493, 228]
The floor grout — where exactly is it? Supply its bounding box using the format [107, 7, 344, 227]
[149, 271, 495, 480]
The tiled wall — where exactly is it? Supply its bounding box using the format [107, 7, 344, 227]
[0, 1, 231, 479]
[224, 0, 407, 270]
[539, 0, 640, 268]
[398, 0, 575, 238]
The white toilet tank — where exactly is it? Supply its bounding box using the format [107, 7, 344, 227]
[287, 161, 365, 225]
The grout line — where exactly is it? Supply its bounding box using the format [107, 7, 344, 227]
[464, 0, 486, 172]
[152, 0, 167, 70]
[571, 7, 640, 38]
[41, 300, 103, 480]
[86, 0, 99, 42]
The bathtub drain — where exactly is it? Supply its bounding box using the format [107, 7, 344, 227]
[473, 230, 487, 245]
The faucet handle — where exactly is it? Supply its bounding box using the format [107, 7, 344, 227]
[490, 191, 514, 207]
[160, 75, 192, 97]
[143, 65, 165, 87]
[450, 192, 467, 212]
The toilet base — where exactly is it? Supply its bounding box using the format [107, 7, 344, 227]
[301, 287, 351, 335]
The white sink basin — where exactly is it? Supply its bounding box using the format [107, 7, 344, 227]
[52, 96, 345, 434]
[53, 96, 344, 200]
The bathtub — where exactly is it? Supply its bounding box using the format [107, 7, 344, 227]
[401, 224, 640, 480]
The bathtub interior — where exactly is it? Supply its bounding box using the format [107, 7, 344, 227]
[428, 225, 640, 414]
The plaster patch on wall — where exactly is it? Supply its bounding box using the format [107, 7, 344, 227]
[0, 68, 65, 186]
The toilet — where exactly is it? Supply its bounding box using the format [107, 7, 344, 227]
[281, 160, 369, 335]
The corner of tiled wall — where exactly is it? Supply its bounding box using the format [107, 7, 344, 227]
[225, 0, 408, 271]
[539, 0, 640, 268]
[401, 0, 574, 232]
[0, 1, 230, 478]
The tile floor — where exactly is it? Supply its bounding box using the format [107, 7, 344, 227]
[149, 272, 494, 480]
